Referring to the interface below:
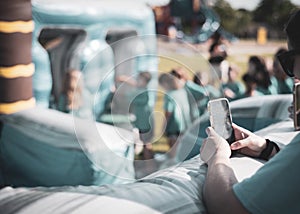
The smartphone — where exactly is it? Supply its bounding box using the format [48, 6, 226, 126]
[207, 98, 235, 144]
[294, 83, 300, 130]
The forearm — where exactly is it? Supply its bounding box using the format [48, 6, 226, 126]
[116, 75, 137, 86]
[203, 157, 249, 214]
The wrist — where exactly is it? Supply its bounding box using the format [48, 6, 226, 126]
[208, 153, 231, 166]
[258, 139, 280, 160]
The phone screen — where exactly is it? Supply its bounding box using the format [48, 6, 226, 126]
[208, 98, 235, 144]
[294, 83, 300, 130]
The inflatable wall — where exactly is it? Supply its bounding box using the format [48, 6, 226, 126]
[0, 0, 35, 114]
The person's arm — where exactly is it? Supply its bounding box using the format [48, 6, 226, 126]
[116, 75, 137, 86]
[163, 95, 173, 124]
[201, 127, 249, 214]
[165, 111, 172, 121]
[204, 158, 249, 214]
[201, 124, 281, 213]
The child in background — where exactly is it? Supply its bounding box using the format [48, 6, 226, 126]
[117, 71, 154, 160]
[193, 71, 222, 114]
[240, 73, 264, 98]
[246, 56, 276, 95]
[159, 72, 192, 158]
[272, 48, 293, 94]
[222, 65, 245, 101]
[170, 67, 206, 120]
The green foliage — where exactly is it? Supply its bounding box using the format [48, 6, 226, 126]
[213, 0, 235, 31]
[212, 0, 299, 38]
[253, 0, 298, 31]
[213, 0, 252, 35]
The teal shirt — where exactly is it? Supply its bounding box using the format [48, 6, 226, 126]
[272, 76, 293, 94]
[233, 133, 300, 214]
[201, 84, 222, 109]
[185, 81, 206, 101]
[252, 76, 278, 95]
[279, 78, 293, 94]
[164, 88, 192, 135]
[185, 81, 206, 120]
[130, 88, 152, 132]
[222, 81, 245, 101]
[256, 86, 277, 95]
[236, 89, 265, 99]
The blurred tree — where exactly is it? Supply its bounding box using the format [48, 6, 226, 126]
[253, 0, 298, 32]
[212, 0, 299, 39]
[213, 0, 235, 31]
[234, 9, 253, 38]
[212, 0, 252, 37]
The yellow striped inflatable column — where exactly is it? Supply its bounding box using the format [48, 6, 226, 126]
[0, 0, 35, 114]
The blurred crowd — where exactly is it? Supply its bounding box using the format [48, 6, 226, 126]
[207, 35, 293, 101]
[156, 35, 293, 161]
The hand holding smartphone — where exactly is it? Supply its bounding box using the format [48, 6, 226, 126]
[207, 98, 235, 144]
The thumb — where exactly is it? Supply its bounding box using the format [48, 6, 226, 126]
[206, 127, 218, 137]
[230, 138, 251, 150]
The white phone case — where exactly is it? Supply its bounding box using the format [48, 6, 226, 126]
[207, 98, 234, 142]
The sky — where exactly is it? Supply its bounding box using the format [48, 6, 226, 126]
[225, 0, 300, 11]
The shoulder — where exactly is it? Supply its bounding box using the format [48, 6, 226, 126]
[233, 138, 300, 213]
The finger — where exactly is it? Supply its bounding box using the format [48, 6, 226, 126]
[205, 127, 211, 136]
[232, 123, 248, 131]
[232, 123, 248, 133]
[230, 138, 251, 150]
[232, 123, 251, 136]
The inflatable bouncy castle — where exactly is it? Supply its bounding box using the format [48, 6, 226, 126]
[0, 0, 160, 187]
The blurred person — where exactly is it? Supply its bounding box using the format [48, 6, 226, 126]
[152, 5, 173, 36]
[193, 71, 222, 99]
[117, 71, 154, 160]
[159, 72, 192, 158]
[222, 64, 245, 101]
[272, 47, 293, 94]
[193, 71, 204, 86]
[193, 71, 222, 114]
[209, 41, 230, 84]
[101, 84, 116, 116]
[200, 10, 300, 214]
[246, 55, 277, 95]
[240, 72, 263, 98]
[208, 41, 228, 64]
[167, 25, 178, 41]
[170, 67, 206, 119]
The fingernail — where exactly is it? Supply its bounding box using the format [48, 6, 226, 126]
[230, 143, 237, 149]
[206, 127, 211, 135]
